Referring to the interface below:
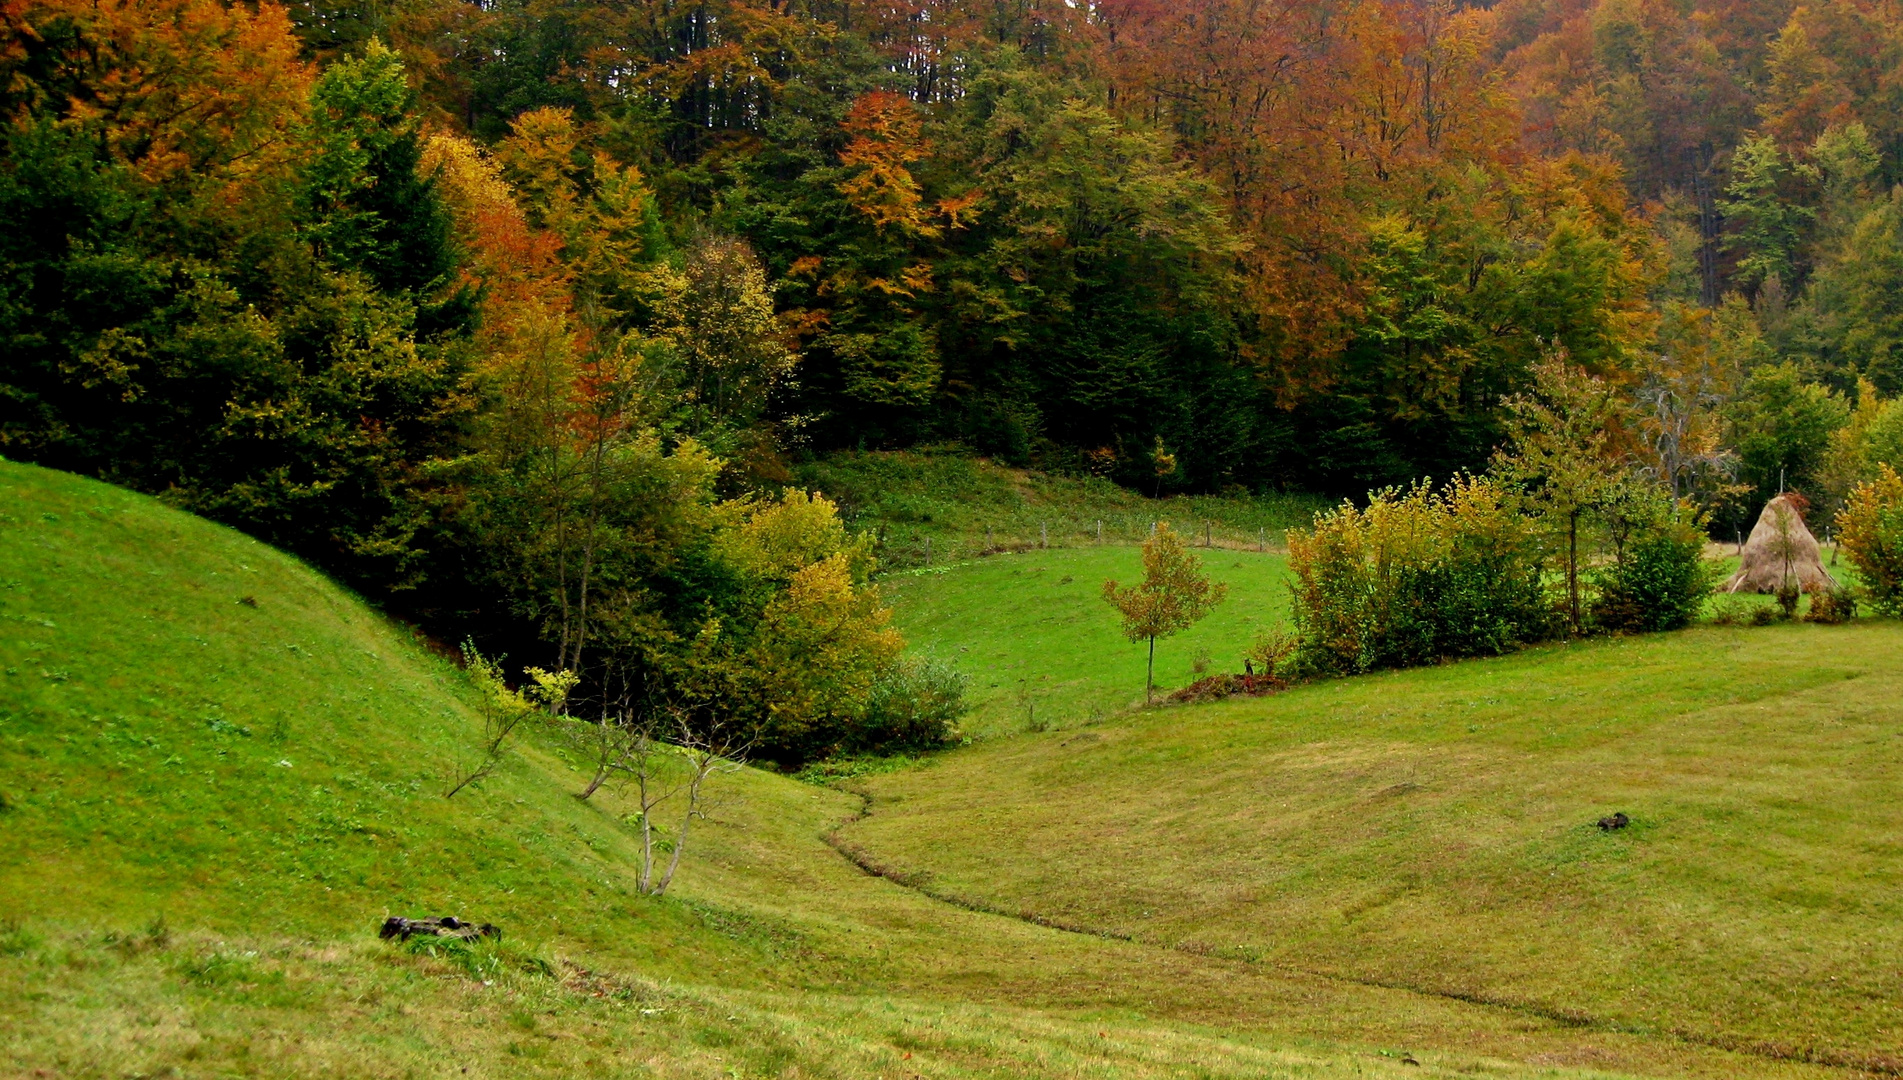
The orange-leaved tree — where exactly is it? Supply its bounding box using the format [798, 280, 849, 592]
[1102, 522, 1227, 703]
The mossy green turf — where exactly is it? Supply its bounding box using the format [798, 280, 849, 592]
[885, 547, 1290, 738]
[0, 458, 1876, 1079]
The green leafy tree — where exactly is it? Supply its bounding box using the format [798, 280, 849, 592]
[302, 39, 470, 337]
[1720, 134, 1818, 296]
[1102, 523, 1227, 703]
[1801, 190, 1903, 394]
[1839, 464, 1903, 616]
[661, 235, 797, 442]
[444, 642, 576, 798]
[1592, 491, 1718, 633]
[1491, 355, 1629, 632]
[1724, 362, 1850, 512]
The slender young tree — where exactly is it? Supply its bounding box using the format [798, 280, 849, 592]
[1102, 523, 1227, 703]
[1493, 355, 1629, 632]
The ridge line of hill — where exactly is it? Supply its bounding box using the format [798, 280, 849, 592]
[818, 790, 1903, 1079]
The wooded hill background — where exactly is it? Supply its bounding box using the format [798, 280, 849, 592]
[4, 0, 1902, 629]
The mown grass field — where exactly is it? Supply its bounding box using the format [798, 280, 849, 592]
[843, 622, 1903, 1075]
[3, 456, 1889, 1079]
[884, 546, 1291, 737]
[6, 457, 1822, 1079]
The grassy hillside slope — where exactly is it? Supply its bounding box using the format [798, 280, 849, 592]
[842, 624, 1903, 1073]
[3, 458, 1791, 1080]
[886, 547, 1291, 737]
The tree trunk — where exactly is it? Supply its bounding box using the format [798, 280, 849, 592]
[578, 763, 609, 800]
[1146, 636, 1156, 704]
[655, 763, 708, 896]
[1568, 510, 1581, 631]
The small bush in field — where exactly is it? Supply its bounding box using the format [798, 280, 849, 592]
[1287, 476, 1552, 676]
[1245, 626, 1298, 681]
[1805, 582, 1858, 624]
[845, 657, 968, 754]
[1592, 499, 1717, 633]
[1776, 579, 1802, 620]
[1838, 463, 1903, 616]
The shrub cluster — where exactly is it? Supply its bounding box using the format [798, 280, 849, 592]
[1838, 463, 1903, 616]
[837, 657, 968, 756]
[1805, 582, 1859, 624]
[1592, 498, 1717, 633]
[1286, 477, 1553, 676]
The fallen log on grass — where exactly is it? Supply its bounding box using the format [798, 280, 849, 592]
[378, 915, 501, 942]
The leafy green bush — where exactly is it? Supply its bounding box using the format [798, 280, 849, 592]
[839, 657, 968, 755]
[1287, 477, 1553, 676]
[1592, 501, 1717, 633]
[1805, 582, 1858, 624]
[1839, 463, 1903, 616]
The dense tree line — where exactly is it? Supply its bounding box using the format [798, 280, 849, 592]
[8, 0, 1903, 748]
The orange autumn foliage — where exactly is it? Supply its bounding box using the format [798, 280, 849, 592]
[0, 0, 311, 183]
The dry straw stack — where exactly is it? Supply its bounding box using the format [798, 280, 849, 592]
[1724, 494, 1836, 594]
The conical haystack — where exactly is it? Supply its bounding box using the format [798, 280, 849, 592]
[1724, 494, 1836, 594]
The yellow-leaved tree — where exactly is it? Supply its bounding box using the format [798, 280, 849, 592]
[1102, 523, 1227, 704]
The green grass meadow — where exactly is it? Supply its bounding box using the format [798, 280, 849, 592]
[3, 455, 1897, 1079]
[799, 449, 1326, 568]
[845, 623, 1903, 1073]
[885, 546, 1291, 737]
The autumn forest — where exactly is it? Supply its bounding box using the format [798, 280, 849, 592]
[7, 0, 1903, 755]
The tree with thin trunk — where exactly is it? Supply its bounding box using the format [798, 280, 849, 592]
[445, 643, 576, 798]
[559, 671, 645, 800]
[1492, 353, 1628, 633]
[1102, 523, 1227, 704]
[624, 711, 750, 896]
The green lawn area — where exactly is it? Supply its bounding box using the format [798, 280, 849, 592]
[884, 546, 1291, 738]
[10, 457, 1807, 1080]
[4, 456, 1888, 1079]
[843, 619, 1903, 1074]
[799, 449, 1326, 569]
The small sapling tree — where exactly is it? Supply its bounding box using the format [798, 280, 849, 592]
[1492, 355, 1628, 632]
[624, 710, 752, 896]
[1102, 522, 1227, 703]
[1839, 463, 1903, 615]
[562, 707, 643, 800]
[1769, 499, 1804, 618]
[445, 642, 576, 798]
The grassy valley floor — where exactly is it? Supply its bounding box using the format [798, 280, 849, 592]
[883, 546, 1291, 737]
[1, 457, 1889, 1078]
[840, 623, 1903, 1075]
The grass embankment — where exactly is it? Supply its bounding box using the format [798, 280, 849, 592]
[842, 622, 1903, 1075]
[797, 450, 1326, 568]
[4, 458, 1789, 1079]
